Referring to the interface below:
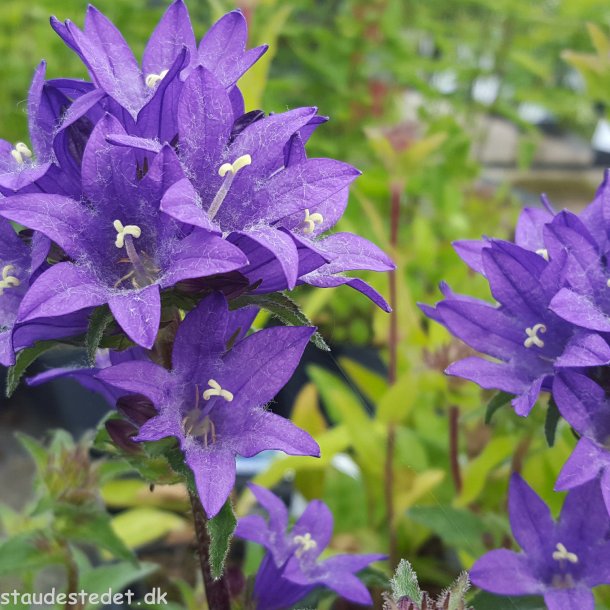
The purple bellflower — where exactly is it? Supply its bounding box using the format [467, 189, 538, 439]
[421, 238, 610, 416]
[235, 483, 385, 610]
[552, 371, 610, 514]
[471, 474, 610, 610]
[0, 115, 247, 349]
[96, 293, 320, 517]
[0, 219, 87, 366]
[157, 66, 393, 304]
[50, 2, 265, 140]
[0, 62, 61, 196]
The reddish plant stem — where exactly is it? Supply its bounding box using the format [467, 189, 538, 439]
[449, 406, 462, 494]
[385, 180, 402, 570]
[189, 492, 231, 610]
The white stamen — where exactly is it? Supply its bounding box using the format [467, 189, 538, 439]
[524, 323, 547, 348]
[113, 219, 142, 249]
[552, 542, 578, 564]
[0, 265, 20, 295]
[302, 209, 324, 234]
[208, 155, 253, 221]
[293, 533, 317, 558]
[606, 278, 610, 288]
[145, 69, 169, 88]
[202, 379, 233, 402]
[218, 154, 252, 178]
[10, 142, 32, 165]
[536, 248, 549, 261]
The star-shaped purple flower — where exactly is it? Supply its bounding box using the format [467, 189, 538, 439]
[235, 483, 385, 610]
[471, 474, 610, 610]
[0, 114, 247, 349]
[157, 66, 393, 304]
[0, 218, 86, 366]
[50, 2, 264, 140]
[552, 371, 610, 514]
[422, 238, 610, 415]
[96, 293, 319, 517]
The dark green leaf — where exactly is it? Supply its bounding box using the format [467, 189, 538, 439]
[545, 397, 561, 447]
[470, 592, 545, 610]
[485, 392, 512, 425]
[86, 306, 115, 365]
[230, 292, 330, 351]
[206, 499, 237, 580]
[5, 340, 56, 397]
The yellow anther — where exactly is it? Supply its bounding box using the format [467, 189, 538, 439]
[524, 323, 547, 349]
[113, 219, 142, 249]
[0, 265, 20, 295]
[145, 69, 169, 88]
[218, 154, 252, 177]
[552, 542, 578, 564]
[202, 379, 234, 402]
[10, 142, 32, 165]
[536, 248, 549, 261]
[302, 209, 324, 234]
[293, 533, 317, 558]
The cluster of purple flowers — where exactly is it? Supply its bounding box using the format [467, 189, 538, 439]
[0, 2, 393, 605]
[424, 175, 610, 606]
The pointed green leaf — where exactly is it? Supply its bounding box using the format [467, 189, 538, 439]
[6, 340, 56, 397]
[207, 499, 237, 580]
[230, 292, 329, 351]
[86, 306, 115, 365]
[545, 397, 561, 447]
[485, 391, 513, 425]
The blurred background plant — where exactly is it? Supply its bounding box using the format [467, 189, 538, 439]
[3, 0, 610, 607]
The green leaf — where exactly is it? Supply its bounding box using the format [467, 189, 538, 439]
[86, 306, 114, 365]
[470, 592, 545, 609]
[337, 357, 388, 404]
[230, 292, 330, 351]
[545, 397, 561, 447]
[5, 340, 56, 397]
[389, 559, 422, 604]
[15, 432, 48, 473]
[206, 499, 237, 580]
[0, 532, 62, 576]
[110, 507, 187, 549]
[408, 505, 486, 553]
[57, 504, 136, 564]
[485, 391, 513, 425]
[79, 561, 158, 610]
[456, 437, 514, 507]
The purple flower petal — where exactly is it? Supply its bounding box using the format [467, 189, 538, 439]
[96, 360, 173, 405]
[543, 586, 594, 610]
[142, 0, 196, 78]
[470, 549, 543, 596]
[17, 263, 106, 322]
[550, 288, 610, 332]
[108, 284, 161, 349]
[508, 474, 554, 561]
[216, 325, 315, 408]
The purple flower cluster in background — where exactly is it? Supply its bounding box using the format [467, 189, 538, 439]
[235, 484, 385, 610]
[0, 2, 394, 606]
[424, 174, 610, 605]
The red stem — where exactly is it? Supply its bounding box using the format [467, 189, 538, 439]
[189, 492, 231, 610]
[385, 180, 402, 569]
[449, 406, 462, 494]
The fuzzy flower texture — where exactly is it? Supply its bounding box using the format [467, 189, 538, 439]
[423, 172, 610, 603]
[0, 0, 393, 551]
